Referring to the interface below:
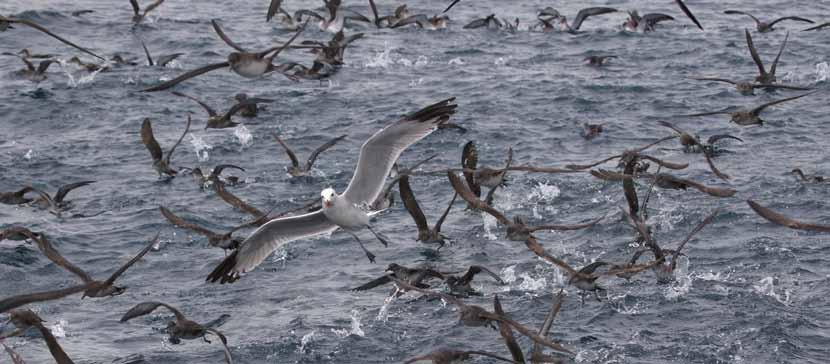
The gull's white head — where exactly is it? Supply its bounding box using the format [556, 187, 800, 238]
[321, 188, 336, 208]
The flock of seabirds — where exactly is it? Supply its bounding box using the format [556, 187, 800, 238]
[1, 0, 829, 363]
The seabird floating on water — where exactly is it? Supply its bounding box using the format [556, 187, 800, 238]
[172, 91, 272, 129]
[724, 10, 813, 33]
[129, 0, 166, 24]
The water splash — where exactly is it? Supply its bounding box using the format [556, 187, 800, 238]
[364, 43, 430, 69]
[234, 125, 253, 148]
[664, 258, 692, 300]
[49, 320, 67, 338]
[448, 57, 464, 65]
[501, 265, 517, 283]
[297, 330, 316, 354]
[331, 310, 365, 338]
[23, 149, 34, 160]
[815, 62, 829, 83]
[375, 290, 399, 322]
[189, 134, 212, 162]
[753, 277, 791, 305]
[517, 272, 547, 292]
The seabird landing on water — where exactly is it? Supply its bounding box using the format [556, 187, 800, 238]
[206, 98, 458, 283]
[790, 168, 825, 183]
[0, 310, 75, 363]
[139, 39, 183, 67]
[399, 175, 456, 249]
[141, 20, 307, 91]
[744, 29, 789, 85]
[191, 164, 245, 189]
[26, 180, 95, 215]
[120, 302, 232, 364]
[129, 0, 166, 24]
[7, 55, 56, 83]
[539, 7, 617, 34]
[657, 120, 739, 180]
[172, 91, 273, 129]
[295, 0, 370, 33]
[160, 206, 268, 251]
[724, 10, 813, 33]
[623, 11, 674, 32]
[140, 116, 191, 178]
[0, 15, 104, 60]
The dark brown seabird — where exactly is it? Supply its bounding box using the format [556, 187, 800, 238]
[172, 91, 273, 129]
[351, 263, 445, 292]
[447, 171, 606, 241]
[139, 40, 183, 67]
[745, 29, 789, 85]
[160, 206, 268, 250]
[130, 0, 166, 24]
[690, 76, 810, 96]
[444, 265, 505, 297]
[273, 133, 346, 177]
[368, 0, 411, 28]
[191, 164, 245, 189]
[724, 10, 813, 33]
[581, 123, 604, 140]
[461, 141, 512, 205]
[391, 277, 574, 355]
[0, 15, 104, 60]
[26, 181, 95, 214]
[677, 91, 816, 126]
[591, 169, 737, 198]
[747, 200, 830, 232]
[9, 55, 56, 83]
[0, 309, 75, 363]
[790, 168, 825, 183]
[399, 175, 456, 249]
[141, 116, 191, 178]
[657, 120, 739, 180]
[0, 187, 36, 205]
[234, 93, 261, 117]
[623, 11, 674, 32]
[584, 55, 616, 67]
[404, 348, 518, 364]
[120, 302, 232, 364]
[142, 20, 307, 91]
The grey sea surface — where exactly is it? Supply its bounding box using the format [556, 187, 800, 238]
[2, 0, 830, 363]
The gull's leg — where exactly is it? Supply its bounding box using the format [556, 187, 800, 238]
[366, 224, 391, 247]
[346, 231, 376, 263]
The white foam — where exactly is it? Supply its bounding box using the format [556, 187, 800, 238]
[49, 320, 67, 338]
[815, 62, 829, 83]
[753, 276, 791, 305]
[331, 310, 365, 338]
[297, 330, 316, 353]
[448, 57, 464, 65]
[189, 134, 213, 162]
[23, 149, 34, 160]
[234, 124, 253, 148]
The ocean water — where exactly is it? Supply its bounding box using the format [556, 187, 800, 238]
[1, 0, 829, 363]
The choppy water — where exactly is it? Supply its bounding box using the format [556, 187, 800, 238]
[2, 0, 830, 363]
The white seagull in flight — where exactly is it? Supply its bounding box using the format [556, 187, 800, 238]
[207, 98, 458, 283]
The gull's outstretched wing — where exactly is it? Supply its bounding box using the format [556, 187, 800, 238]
[207, 210, 336, 283]
[342, 98, 457, 205]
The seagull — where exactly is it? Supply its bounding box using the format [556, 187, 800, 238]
[621, 207, 719, 283]
[689, 76, 811, 96]
[541, 7, 617, 33]
[590, 169, 737, 198]
[272, 133, 346, 177]
[0, 234, 158, 313]
[0, 310, 75, 363]
[160, 206, 267, 250]
[351, 263, 445, 292]
[399, 175, 456, 249]
[129, 0, 166, 24]
[790, 168, 825, 183]
[744, 29, 789, 85]
[206, 98, 458, 283]
[447, 171, 606, 241]
[0, 15, 104, 60]
[0, 187, 36, 205]
[724, 10, 813, 33]
[369, 154, 438, 211]
[139, 40, 183, 67]
[120, 302, 232, 364]
[191, 164, 245, 189]
[403, 349, 517, 364]
[657, 120, 738, 180]
[141, 19, 306, 92]
[172, 91, 273, 129]
[677, 91, 816, 126]
[747, 200, 830, 232]
[623, 11, 674, 32]
[141, 116, 191, 178]
[391, 277, 574, 355]
[584, 55, 616, 67]
[294, 0, 370, 33]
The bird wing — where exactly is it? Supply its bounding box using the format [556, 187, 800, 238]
[388, 275, 462, 305]
[172, 91, 218, 117]
[618, 205, 664, 260]
[446, 171, 510, 225]
[802, 22, 830, 31]
[753, 84, 812, 91]
[53, 181, 94, 203]
[213, 183, 264, 218]
[210, 164, 245, 179]
[466, 265, 505, 284]
[744, 29, 767, 76]
[652, 174, 736, 197]
[675, 0, 703, 30]
[272, 133, 300, 168]
[155, 53, 183, 67]
[768, 16, 814, 28]
[367, 0, 380, 24]
[769, 31, 789, 76]
[433, 192, 457, 233]
[211, 19, 246, 52]
[102, 234, 158, 287]
[207, 210, 336, 282]
[572, 7, 617, 30]
[140, 39, 154, 65]
[120, 301, 186, 322]
[702, 148, 731, 180]
[33, 321, 74, 364]
[528, 212, 607, 232]
[642, 13, 674, 26]
[706, 134, 743, 145]
[306, 134, 347, 170]
[141, 61, 230, 92]
[747, 200, 830, 233]
[463, 17, 490, 29]
[267, 0, 283, 22]
[36, 59, 55, 74]
[671, 209, 719, 269]
[690, 77, 738, 85]
[724, 10, 760, 25]
[531, 288, 565, 359]
[0, 284, 92, 314]
[350, 275, 392, 291]
[493, 295, 525, 363]
[129, 0, 140, 16]
[342, 98, 457, 205]
[32, 234, 94, 283]
[390, 14, 428, 28]
[444, 0, 461, 13]
[461, 141, 481, 197]
[565, 154, 621, 170]
[295, 9, 325, 21]
[205, 329, 233, 364]
[483, 310, 573, 355]
[398, 175, 430, 235]
[752, 91, 815, 116]
[10, 18, 104, 60]
[164, 114, 191, 166]
[524, 236, 578, 276]
[143, 0, 165, 16]
[160, 206, 221, 238]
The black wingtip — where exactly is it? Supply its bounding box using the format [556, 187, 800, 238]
[407, 97, 458, 123]
[206, 250, 240, 284]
